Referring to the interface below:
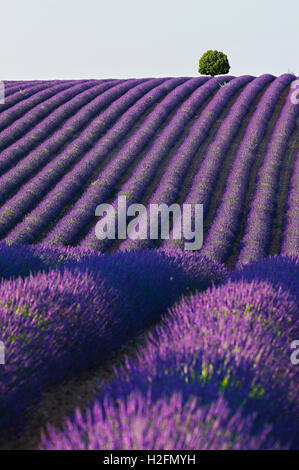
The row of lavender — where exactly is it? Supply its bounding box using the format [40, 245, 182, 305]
[3, 76, 213, 245]
[0, 78, 118, 133]
[117, 74, 272, 252]
[40, 254, 299, 450]
[0, 81, 100, 154]
[281, 150, 299, 254]
[42, 76, 224, 246]
[200, 74, 298, 263]
[0, 81, 93, 136]
[85, 75, 254, 252]
[0, 77, 179, 241]
[0, 243, 226, 437]
[0, 78, 154, 200]
[2, 74, 249, 248]
[166, 74, 295, 260]
[236, 80, 299, 265]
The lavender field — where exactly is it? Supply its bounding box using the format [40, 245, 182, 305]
[0, 76, 298, 450]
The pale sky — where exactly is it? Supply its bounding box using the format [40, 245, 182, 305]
[1, 0, 298, 80]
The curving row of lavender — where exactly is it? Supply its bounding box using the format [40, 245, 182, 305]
[0, 78, 172, 240]
[3, 77, 195, 245]
[82, 74, 246, 251]
[39, 77, 214, 246]
[1, 81, 62, 107]
[40, 254, 299, 450]
[281, 150, 299, 255]
[0, 81, 83, 133]
[200, 73, 297, 262]
[237, 85, 299, 265]
[1, 81, 57, 104]
[162, 74, 275, 249]
[1, 80, 111, 111]
[0, 80, 147, 179]
[0, 243, 226, 436]
[0, 80, 116, 168]
[118, 74, 270, 252]
[0, 241, 297, 448]
[0, 78, 151, 202]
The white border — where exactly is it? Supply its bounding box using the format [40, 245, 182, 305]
[0, 341, 5, 364]
[0, 81, 5, 104]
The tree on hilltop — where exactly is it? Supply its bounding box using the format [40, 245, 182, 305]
[198, 50, 230, 76]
